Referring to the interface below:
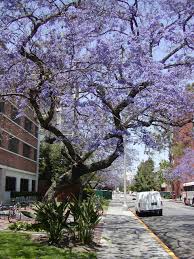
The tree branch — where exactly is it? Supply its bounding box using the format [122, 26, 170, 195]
[0, 93, 29, 99]
[164, 61, 193, 69]
[28, 91, 81, 162]
[87, 137, 123, 173]
[161, 43, 186, 64]
[115, 81, 150, 113]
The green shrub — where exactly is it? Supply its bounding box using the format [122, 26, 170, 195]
[9, 222, 42, 232]
[20, 210, 36, 219]
[69, 195, 102, 244]
[100, 197, 110, 210]
[95, 190, 112, 200]
[160, 192, 172, 199]
[10, 196, 103, 246]
[34, 200, 70, 245]
[82, 187, 95, 199]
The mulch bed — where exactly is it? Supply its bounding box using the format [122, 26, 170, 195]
[93, 210, 108, 245]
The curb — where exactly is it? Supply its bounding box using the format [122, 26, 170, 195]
[128, 208, 179, 259]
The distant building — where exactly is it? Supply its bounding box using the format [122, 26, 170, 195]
[172, 121, 194, 197]
[0, 100, 40, 202]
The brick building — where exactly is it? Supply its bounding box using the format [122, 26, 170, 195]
[172, 122, 194, 197]
[0, 100, 40, 202]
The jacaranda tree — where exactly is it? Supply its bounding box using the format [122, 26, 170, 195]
[0, 0, 193, 199]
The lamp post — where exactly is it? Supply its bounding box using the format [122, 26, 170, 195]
[123, 136, 128, 209]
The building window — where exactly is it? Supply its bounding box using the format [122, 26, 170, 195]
[5, 176, 16, 191]
[20, 178, 29, 192]
[32, 180, 36, 192]
[184, 185, 194, 191]
[11, 105, 21, 125]
[0, 102, 5, 113]
[23, 143, 31, 158]
[33, 149, 37, 161]
[8, 137, 19, 154]
[34, 125, 38, 138]
[24, 118, 33, 133]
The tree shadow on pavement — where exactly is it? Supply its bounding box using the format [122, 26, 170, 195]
[141, 214, 194, 259]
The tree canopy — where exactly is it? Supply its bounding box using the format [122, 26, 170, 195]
[0, 0, 193, 199]
[131, 158, 161, 192]
[172, 148, 194, 182]
[39, 141, 69, 184]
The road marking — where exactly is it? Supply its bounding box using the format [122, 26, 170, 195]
[128, 209, 179, 259]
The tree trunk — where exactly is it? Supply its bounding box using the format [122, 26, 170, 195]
[44, 168, 83, 201]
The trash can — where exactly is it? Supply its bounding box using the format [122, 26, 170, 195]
[95, 190, 112, 200]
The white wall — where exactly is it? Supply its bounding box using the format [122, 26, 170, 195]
[0, 165, 36, 202]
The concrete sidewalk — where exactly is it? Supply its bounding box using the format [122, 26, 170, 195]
[96, 195, 173, 259]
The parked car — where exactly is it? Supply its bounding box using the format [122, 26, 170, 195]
[131, 192, 137, 200]
[135, 191, 163, 216]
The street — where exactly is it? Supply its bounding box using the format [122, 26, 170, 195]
[128, 197, 194, 259]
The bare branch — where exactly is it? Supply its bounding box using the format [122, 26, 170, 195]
[164, 61, 193, 69]
[183, 14, 193, 32]
[96, 84, 114, 112]
[28, 91, 81, 163]
[115, 81, 150, 113]
[137, 114, 193, 128]
[161, 43, 185, 64]
[0, 93, 29, 99]
[88, 137, 123, 173]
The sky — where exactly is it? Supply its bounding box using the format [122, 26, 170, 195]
[126, 142, 169, 181]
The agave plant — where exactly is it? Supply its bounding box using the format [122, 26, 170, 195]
[69, 195, 102, 244]
[34, 199, 70, 245]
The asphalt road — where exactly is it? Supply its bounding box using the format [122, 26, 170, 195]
[128, 197, 194, 259]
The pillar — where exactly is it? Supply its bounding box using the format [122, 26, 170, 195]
[0, 168, 6, 202]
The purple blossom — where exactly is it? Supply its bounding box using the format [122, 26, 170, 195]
[0, 0, 193, 171]
[172, 148, 194, 181]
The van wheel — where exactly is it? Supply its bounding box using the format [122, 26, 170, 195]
[159, 209, 163, 216]
[136, 211, 139, 216]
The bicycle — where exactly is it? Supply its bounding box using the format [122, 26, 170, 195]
[8, 203, 22, 223]
[0, 203, 10, 220]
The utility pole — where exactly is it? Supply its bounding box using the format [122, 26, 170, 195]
[123, 136, 128, 210]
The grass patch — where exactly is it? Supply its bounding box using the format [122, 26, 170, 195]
[0, 231, 96, 259]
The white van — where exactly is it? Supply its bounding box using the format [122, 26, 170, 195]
[135, 191, 163, 216]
